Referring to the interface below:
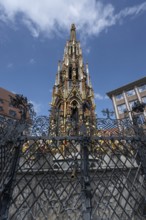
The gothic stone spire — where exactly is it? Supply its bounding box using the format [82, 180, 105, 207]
[50, 24, 96, 136]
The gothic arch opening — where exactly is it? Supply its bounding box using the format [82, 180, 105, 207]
[56, 101, 62, 110]
[70, 100, 79, 122]
[69, 65, 72, 80]
[70, 46, 73, 54]
[76, 67, 78, 80]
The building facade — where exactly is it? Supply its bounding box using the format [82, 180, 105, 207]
[0, 87, 21, 121]
[107, 77, 146, 121]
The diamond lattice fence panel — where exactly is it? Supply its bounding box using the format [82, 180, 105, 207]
[8, 135, 146, 220]
[1, 116, 146, 220]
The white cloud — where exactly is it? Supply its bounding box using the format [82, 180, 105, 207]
[0, 1, 146, 38]
[94, 93, 109, 100]
[29, 58, 36, 64]
[29, 100, 42, 114]
[7, 62, 13, 68]
[94, 93, 103, 100]
[85, 47, 91, 54]
[104, 95, 109, 100]
[115, 2, 146, 20]
[22, 18, 39, 38]
[11, 90, 16, 94]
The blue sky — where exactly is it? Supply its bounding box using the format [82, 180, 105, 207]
[0, 0, 146, 117]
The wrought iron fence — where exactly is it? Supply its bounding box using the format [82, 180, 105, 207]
[0, 113, 146, 220]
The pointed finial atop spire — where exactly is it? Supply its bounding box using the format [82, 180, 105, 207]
[86, 63, 89, 74]
[58, 60, 61, 73]
[70, 24, 76, 41]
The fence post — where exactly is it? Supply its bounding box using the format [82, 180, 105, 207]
[0, 94, 34, 219]
[0, 141, 22, 220]
[131, 101, 146, 216]
[81, 137, 92, 220]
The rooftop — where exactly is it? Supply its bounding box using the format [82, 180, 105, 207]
[107, 77, 146, 99]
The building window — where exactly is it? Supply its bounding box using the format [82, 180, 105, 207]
[138, 84, 146, 93]
[129, 100, 138, 110]
[117, 104, 127, 114]
[115, 94, 123, 101]
[126, 89, 135, 97]
[0, 106, 3, 111]
[9, 110, 16, 117]
[0, 98, 4, 104]
[133, 114, 145, 125]
[142, 96, 146, 104]
[9, 102, 14, 107]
